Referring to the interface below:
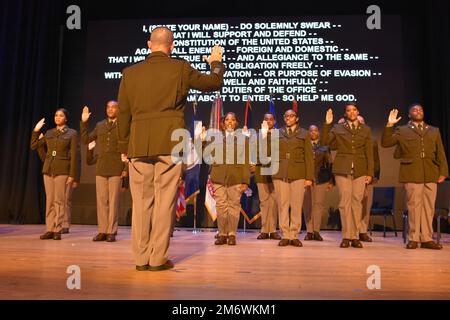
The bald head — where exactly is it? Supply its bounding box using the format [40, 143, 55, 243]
[148, 27, 174, 54]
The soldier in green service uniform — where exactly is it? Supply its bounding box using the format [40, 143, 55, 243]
[80, 100, 128, 243]
[35, 132, 80, 235]
[31, 108, 79, 240]
[272, 109, 314, 248]
[254, 112, 281, 241]
[382, 104, 448, 250]
[117, 27, 224, 271]
[303, 125, 334, 242]
[321, 104, 374, 249]
[207, 112, 250, 246]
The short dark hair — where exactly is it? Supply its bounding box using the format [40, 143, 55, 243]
[344, 103, 359, 111]
[284, 109, 298, 117]
[263, 111, 276, 118]
[56, 108, 69, 122]
[222, 112, 237, 123]
[408, 103, 423, 111]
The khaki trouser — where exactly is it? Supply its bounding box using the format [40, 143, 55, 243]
[256, 182, 278, 234]
[129, 156, 182, 267]
[303, 183, 328, 233]
[96, 176, 122, 235]
[335, 175, 366, 240]
[272, 179, 305, 240]
[404, 183, 437, 242]
[63, 183, 74, 229]
[43, 174, 68, 233]
[360, 184, 374, 233]
[213, 183, 242, 237]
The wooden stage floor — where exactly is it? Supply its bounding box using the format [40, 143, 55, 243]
[0, 224, 449, 300]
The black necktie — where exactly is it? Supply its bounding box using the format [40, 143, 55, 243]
[351, 123, 356, 131]
[418, 123, 423, 130]
[288, 128, 292, 135]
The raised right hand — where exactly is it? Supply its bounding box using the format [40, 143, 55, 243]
[325, 108, 333, 125]
[261, 120, 269, 138]
[34, 118, 45, 132]
[203, 45, 223, 64]
[387, 109, 402, 126]
[261, 120, 268, 132]
[81, 106, 91, 122]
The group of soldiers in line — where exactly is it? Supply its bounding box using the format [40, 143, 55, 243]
[30, 101, 448, 252]
[31, 102, 127, 242]
[211, 103, 447, 250]
[29, 27, 448, 273]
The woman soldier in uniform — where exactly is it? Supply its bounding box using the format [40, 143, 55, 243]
[204, 112, 250, 246]
[31, 109, 79, 240]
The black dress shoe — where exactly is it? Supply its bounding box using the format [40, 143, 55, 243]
[149, 260, 174, 271]
[406, 241, 418, 249]
[53, 232, 61, 240]
[421, 241, 443, 250]
[278, 239, 290, 246]
[215, 236, 228, 245]
[106, 234, 116, 242]
[340, 239, 350, 248]
[40, 231, 54, 240]
[227, 235, 237, 245]
[304, 233, 314, 241]
[61, 228, 69, 234]
[269, 232, 281, 240]
[290, 239, 303, 247]
[92, 233, 107, 241]
[136, 264, 149, 271]
[359, 233, 372, 242]
[351, 239, 363, 248]
[257, 233, 269, 240]
[313, 232, 323, 241]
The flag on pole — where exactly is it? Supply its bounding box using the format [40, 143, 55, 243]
[209, 92, 223, 130]
[204, 93, 223, 221]
[292, 99, 298, 113]
[188, 94, 199, 138]
[176, 97, 201, 221]
[240, 97, 261, 224]
[176, 182, 186, 221]
[269, 95, 278, 128]
[244, 97, 252, 128]
[204, 176, 217, 221]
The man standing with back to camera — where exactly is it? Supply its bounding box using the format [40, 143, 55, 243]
[117, 26, 225, 271]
